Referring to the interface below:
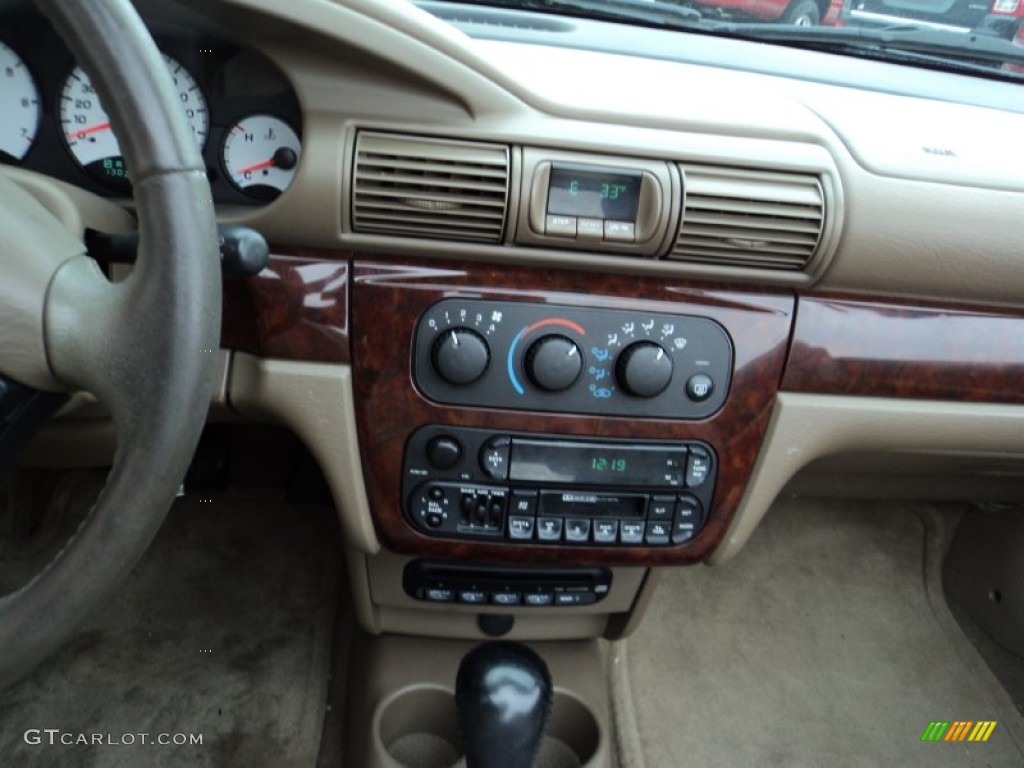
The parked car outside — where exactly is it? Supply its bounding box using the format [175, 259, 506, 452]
[842, 0, 1024, 39]
[677, 0, 844, 25]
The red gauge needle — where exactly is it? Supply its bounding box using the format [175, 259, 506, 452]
[66, 121, 111, 140]
[235, 158, 276, 176]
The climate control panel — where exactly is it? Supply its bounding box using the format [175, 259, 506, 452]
[413, 300, 733, 419]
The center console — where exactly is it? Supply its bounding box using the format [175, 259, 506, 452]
[351, 258, 793, 568]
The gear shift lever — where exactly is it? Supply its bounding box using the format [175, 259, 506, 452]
[456, 642, 553, 768]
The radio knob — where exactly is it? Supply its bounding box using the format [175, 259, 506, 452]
[524, 334, 583, 392]
[432, 328, 490, 385]
[616, 341, 673, 398]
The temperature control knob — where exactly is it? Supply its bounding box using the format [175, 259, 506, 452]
[616, 341, 673, 398]
[525, 334, 583, 392]
[432, 328, 490, 385]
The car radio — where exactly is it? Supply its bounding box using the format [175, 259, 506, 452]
[402, 425, 716, 547]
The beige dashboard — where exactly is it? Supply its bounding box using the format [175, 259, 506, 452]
[172, 0, 1024, 308]
[9, 0, 1024, 639]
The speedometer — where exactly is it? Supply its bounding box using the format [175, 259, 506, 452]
[0, 41, 40, 162]
[59, 53, 208, 190]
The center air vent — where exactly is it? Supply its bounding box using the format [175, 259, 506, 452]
[352, 132, 510, 244]
[672, 165, 825, 271]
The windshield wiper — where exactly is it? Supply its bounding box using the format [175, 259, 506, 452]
[700, 23, 1024, 70]
[442, 1, 1024, 74]
[453, 0, 701, 26]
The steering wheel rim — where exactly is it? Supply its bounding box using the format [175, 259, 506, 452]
[0, 0, 220, 688]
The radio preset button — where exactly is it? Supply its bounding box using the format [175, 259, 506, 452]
[620, 521, 645, 544]
[492, 591, 522, 606]
[537, 517, 564, 542]
[593, 520, 619, 544]
[525, 592, 555, 606]
[564, 518, 592, 543]
[459, 590, 488, 604]
[508, 516, 536, 540]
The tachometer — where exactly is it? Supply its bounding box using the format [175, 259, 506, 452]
[222, 114, 300, 200]
[59, 53, 208, 189]
[0, 41, 40, 162]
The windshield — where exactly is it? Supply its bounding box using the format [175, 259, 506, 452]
[430, 0, 1024, 81]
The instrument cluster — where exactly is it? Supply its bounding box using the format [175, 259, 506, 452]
[0, 10, 302, 205]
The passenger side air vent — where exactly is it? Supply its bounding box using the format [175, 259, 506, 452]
[352, 132, 510, 243]
[672, 165, 825, 271]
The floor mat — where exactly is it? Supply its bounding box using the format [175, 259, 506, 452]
[612, 498, 1024, 768]
[0, 480, 340, 768]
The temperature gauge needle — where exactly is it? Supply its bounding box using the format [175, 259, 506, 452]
[66, 121, 111, 140]
[235, 158, 276, 176]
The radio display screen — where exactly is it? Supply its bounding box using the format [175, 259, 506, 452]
[546, 164, 642, 221]
[509, 439, 683, 487]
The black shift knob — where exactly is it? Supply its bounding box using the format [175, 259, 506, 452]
[455, 642, 553, 768]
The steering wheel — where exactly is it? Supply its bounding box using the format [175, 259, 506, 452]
[0, 0, 220, 688]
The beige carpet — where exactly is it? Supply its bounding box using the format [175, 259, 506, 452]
[611, 498, 1024, 768]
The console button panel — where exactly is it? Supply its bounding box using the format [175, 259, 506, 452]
[413, 299, 733, 419]
[404, 425, 716, 547]
[404, 560, 612, 607]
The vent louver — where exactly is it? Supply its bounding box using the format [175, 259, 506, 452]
[672, 165, 825, 270]
[352, 132, 510, 243]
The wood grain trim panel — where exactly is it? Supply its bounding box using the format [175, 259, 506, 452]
[222, 252, 350, 363]
[782, 296, 1024, 403]
[351, 258, 794, 566]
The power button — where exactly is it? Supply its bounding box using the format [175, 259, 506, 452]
[426, 435, 462, 470]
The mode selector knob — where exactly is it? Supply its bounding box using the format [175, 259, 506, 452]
[525, 334, 583, 392]
[616, 341, 673, 398]
[432, 328, 490, 385]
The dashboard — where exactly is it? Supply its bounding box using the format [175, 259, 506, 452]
[5, 0, 1024, 629]
[0, 6, 301, 205]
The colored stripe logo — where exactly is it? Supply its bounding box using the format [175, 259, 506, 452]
[921, 721, 997, 742]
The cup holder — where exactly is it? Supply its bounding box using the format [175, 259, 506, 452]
[372, 685, 602, 768]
